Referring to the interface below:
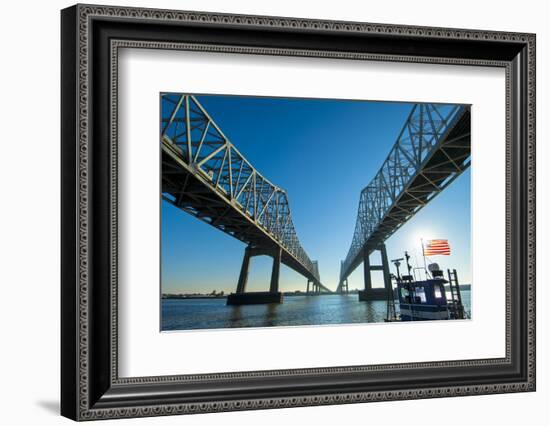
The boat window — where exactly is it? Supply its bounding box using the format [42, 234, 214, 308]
[415, 286, 427, 303]
[400, 287, 409, 299]
[434, 285, 443, 298]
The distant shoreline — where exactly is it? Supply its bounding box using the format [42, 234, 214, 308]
[162, 284, 471, 300]
[162, 294, 226, 300]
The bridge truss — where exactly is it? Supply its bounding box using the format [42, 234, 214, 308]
[161, 93, 328, 291]
[338, 103, 471, 291]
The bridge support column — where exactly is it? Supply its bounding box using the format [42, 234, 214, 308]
[358, 244, 392, 301]
[306, 280, 322, 295]
[341, 278, 349, 293]
[236, 246, 252, 294]
[307, 280, 320, 295]
[381, 244, 392, 300]
[227, 245, 284, 305]
[269, 247, 281, 293]
[363, 248, 372, 291]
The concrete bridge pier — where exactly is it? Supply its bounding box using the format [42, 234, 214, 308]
[341, 278, 349, 294]
[227, 245, 284, 305]
[358, 244, 392, 301]
[306, 279, 320, 295]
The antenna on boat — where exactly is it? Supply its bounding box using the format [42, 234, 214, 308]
[404, 251, 413, 277]
[391, 258, 404, 280]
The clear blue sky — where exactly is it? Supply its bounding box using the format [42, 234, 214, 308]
[161, 95, 471, 294]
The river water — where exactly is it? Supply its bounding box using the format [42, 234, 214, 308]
[161, 290, 471, 331]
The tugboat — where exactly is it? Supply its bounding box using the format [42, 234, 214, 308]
[386, 252, 467, 321]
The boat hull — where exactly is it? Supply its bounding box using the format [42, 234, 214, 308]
[399, 303, 449, 321]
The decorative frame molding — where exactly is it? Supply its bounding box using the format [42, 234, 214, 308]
[61, 3, 535, 421]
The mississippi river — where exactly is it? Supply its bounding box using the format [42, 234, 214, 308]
[162, 291, 471, 331]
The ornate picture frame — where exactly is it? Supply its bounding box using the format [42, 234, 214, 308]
[61, 3, 535, 420]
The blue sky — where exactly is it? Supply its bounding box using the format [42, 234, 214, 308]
[161, 95, 471, 294]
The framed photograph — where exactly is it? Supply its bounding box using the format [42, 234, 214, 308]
[61, 4, 536, 421]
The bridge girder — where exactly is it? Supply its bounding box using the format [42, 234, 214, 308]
[338, 103, 471, 291]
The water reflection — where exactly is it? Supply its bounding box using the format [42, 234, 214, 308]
[161, 291, 471, 331]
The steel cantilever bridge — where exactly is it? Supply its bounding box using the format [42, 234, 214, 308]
[161, 94, 329, 304]
[337, 103, 471, 300]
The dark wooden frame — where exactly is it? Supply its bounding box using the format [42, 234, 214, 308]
[61, 3, 536, 421]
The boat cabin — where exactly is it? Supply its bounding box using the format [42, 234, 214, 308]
[397, 277, 450, 321]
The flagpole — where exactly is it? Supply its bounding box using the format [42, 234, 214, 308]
[421, 238, 429, 279]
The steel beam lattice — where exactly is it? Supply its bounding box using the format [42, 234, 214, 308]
[161, 94, 327, 290]
[338, 103, 471, 291]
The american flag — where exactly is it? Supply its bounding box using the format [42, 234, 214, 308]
[423, 239, 451, 256]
